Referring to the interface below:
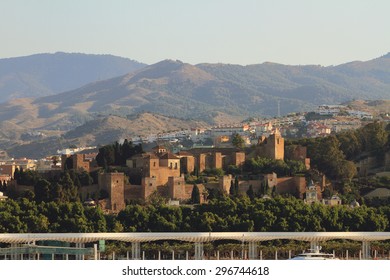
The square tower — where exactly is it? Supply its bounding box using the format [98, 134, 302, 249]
[99, 173, 125, 212]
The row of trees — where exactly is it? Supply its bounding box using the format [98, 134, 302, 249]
[2, 196, 389, 233]
[96, 139, 143, 168]
[0, 199, 107, 233]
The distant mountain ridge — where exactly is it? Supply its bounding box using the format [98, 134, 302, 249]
[25, 53, 390, 121]
[0, 53, 390, 130]
[0, 52, 390, 157]
[0, 52, 146, 102]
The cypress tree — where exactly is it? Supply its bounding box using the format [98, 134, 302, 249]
[191, 184, 200, 204]
[229, 180, 235, 196]
[234, 176, 239, 195]
[247, 185, 254, 201]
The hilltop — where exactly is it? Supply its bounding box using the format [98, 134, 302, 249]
[0, 52, 146, 102]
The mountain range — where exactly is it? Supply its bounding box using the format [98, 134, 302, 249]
[0, 52, 146, 102]
[0, 52, 389, 158]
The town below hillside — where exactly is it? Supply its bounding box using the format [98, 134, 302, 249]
[0, 100, 389, 233]
[3, 99, 390, 159]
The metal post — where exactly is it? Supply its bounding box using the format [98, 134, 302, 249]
[126, 251, 130, 260]
[172, 250, 175, 260]
[75, 243, 79, 260]
[260, 250, 263, 260]
[241, 234, 244, 260]
[80, 243, 85, 260]
[362, 241, 371, 260]
[158, 251, 161, 260]
[288, 250, 291, 259]
[76, 243, 85, 260]
[94, 244, 98, 260]
[310, 241, 318, 250]
[346, 250, 348, 260]
[231, 250, 234, 260]
[216, 250, 219, 260]
[248, 242, 257, 260]
[186, 251, 189, 260]
[275, 250, 278, 260]
[142, 251, 145, 260]
[132, 242, 141, 260]
[11, 244, 17, 260]
[195, 242, 204, 260]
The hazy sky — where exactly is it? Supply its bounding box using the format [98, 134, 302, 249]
[1, 0, 389, 66]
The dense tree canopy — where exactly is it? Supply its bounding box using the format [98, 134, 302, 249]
[96, 140, 143, 168]
[232, 133, 245, 149]
[243, 157, 306, 177]
[115, 196, 388, 232]
[1, 196, 389, 234]
[288, 121, 389, 182]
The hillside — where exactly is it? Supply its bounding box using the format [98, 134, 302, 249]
[6, 113, 209, 158]
[64, 113, 209, 146]
[0, 52, 146, 102]
[343, 100, 390, 115]
[1, 53, 390, 157]
[1, 53, 389, 129]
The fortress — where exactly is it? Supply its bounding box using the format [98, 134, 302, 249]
[35, 132, 312, 212]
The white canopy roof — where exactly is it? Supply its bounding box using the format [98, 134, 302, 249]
[1, 232, 390, 244]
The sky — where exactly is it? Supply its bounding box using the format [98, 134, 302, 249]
[1, 0, 389, 66]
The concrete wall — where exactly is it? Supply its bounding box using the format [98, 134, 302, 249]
[219, 175, 233, 194]
[125, 184, 143, 201]
[168, 176, 186, 200]
[142, 177, 157, 199]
